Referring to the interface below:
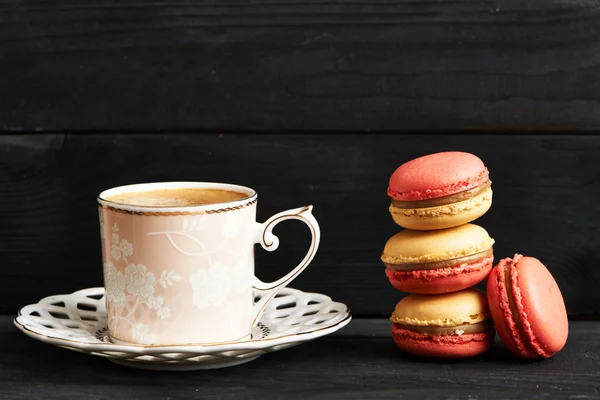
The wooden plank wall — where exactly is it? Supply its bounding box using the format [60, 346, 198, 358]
[1, 0, 600, 130]
[1, 134, 599, 316]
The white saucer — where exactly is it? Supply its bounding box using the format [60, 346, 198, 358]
[14, 287, 351, 371]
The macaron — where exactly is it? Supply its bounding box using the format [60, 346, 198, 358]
[487, 254, 568, 359]
[388, 151, 492, 230]
[391, 289, 495, 358]
[381, 223, 494, 294]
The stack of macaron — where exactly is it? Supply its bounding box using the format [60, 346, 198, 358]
[382, 152, 568, 359]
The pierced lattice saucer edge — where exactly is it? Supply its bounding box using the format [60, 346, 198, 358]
[14, 287, 352, 358]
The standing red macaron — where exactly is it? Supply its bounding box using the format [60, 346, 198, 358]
[388, 152, 492, 230]
[487, 254, 568, 359]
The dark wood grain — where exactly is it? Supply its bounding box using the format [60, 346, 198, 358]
[2, 317, 600, 399]
[1, 133, 599, 316]
[2, 0, 600, 131]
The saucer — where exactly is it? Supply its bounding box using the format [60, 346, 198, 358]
[14, 287, 351, 371]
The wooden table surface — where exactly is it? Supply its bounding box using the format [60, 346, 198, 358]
[2, 316, 599, 399]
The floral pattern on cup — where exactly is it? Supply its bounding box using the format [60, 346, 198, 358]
[104, 223, 180, 344]
[104, 262, 126, 306]
[111, 224, 133, 262]
[125, 264, 155, 298]
[148, 216, 250, 311]
[131, 323, 158, 345]
[189, 262, 232, 309]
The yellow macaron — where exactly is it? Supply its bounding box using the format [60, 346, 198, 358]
[381, 224, 494, 294]
[391, 289, 495, 358]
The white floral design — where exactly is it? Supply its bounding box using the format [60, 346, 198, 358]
[189, 262, 232, 309]
[106, 223, 179, 343]
[125, 264, 155, 298]
[110, 224, 134, 262]
[131, 323, 158, 345]
[149, 214, 251, 321]
[146, 295, 172, 319]
[157, 307, 171, 319]
[147, 295, 163, 310]
[149, 212, 246, 257]
[111, 244, 121, 261]
[158, 270, 181, 289]
[104, 262, 126, 306]
[120, 240, 133, 257]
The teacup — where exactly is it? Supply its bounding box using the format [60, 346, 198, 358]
[97, 182, 320, 346]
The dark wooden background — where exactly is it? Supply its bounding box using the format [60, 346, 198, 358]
[1, 133, 599, 317]
[3, 0, 600, 317]
[2, 0, 600, 131]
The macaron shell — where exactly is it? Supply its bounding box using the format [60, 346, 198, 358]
[392, 325, 495, 358]
[389, 189, 492, 230]
[515, 257, 568, 356]
[388, 152, 489, 201]
[486, 260, 533, 358]
[386, 256, 493, 295]
[487, 256, 568, 358]
[382, 223, 494, 264]
[390, 287, 490, 326]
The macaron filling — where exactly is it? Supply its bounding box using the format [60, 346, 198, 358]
[393, 320, 493, 336]
[384, 248, 493, 272]
[385, 255, 493, 285]
[392, 325, 493, 346]
[390, 180, 491, 209]
[501, 256, 539, 357]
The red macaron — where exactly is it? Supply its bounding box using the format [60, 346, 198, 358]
[387, 152, 493, 230]
[487, 254, 568, 359]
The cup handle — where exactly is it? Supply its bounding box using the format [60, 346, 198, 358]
[251, 205, 321, 325]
